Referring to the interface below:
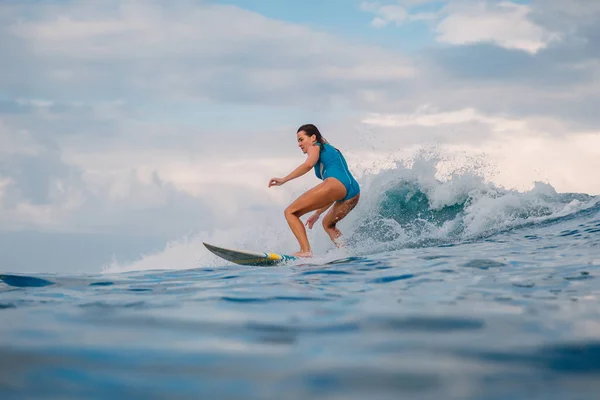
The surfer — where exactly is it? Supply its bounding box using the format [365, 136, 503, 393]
[268, 124, 360, 257]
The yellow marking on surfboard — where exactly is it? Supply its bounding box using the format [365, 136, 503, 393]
[267, 253, 282, 260]
[231, 254, 282, 265]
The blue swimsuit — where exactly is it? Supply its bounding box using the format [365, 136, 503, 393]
[313, 143, 360, 201]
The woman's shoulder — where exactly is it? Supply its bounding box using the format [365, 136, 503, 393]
[323, 142, 339, 152]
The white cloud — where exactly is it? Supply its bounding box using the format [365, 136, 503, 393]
[409, 12, 439, 22]
[0, 120, 44, 156]
[0, 0, 419, 235]
[0, 105, 312, 236]
[4, 1, 415, 105]
[362, 107, 526, 130]
[531, 0, 600, 22]
[361, 2, 409, 28]
[361, 106, 600, 194]
[397, 0, 439, 5]
[361, 1, 562, 54]
[16, 99, 54, 108]
[435, 2, 560, 53]
[361, 1, 439, 28]
[466, 130, 600, 194]
[0, 177, 12, 205]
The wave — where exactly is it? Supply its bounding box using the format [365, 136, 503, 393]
[104, 149, 599, 272]
[348, 150, 598, 253]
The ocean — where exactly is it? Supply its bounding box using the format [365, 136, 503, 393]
[1, 154, 600, 399]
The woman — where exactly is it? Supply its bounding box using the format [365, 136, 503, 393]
[268, 124, 360, 257]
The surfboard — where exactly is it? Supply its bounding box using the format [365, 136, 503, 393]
[203, 242, 298, 266]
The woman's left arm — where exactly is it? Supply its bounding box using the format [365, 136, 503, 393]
[269, 145, 320, 187]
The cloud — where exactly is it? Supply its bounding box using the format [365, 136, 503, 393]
[358, 106, 536, 150]
[361, 0, 442, 28]
[360, 106, 600, 194]
[361, 1, 560, 54]
[0, 120, 44, 156]
[413, 0, 600, 128]
[0, 177, 11, 205]
[435, 2, 560, 54]
[0, 109, 304, 236]
[362, 107, 526, 130]
[361, 2, 409, 28]
[0, 0, 419, 240]
[351, 1, 600, 131]
[2, 0, 415, 107]
[530, 0, 600, 25]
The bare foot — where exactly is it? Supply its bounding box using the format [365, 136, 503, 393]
[292, 250, 313, 258]
[333, 237, 346, 248]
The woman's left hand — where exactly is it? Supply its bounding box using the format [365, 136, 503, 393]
[268, 177, 285, 187]
[305, 212, 321, 229]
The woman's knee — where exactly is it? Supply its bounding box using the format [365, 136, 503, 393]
[285, 204, 304, 218]
[284, 205, 295, 217]
[322, 216, 335, 230]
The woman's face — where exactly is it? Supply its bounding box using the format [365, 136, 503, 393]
[297, 130, 316, 154]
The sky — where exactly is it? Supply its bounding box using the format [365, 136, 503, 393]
[1, 0, 599, 273]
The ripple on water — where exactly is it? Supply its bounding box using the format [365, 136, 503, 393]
[220, 295, 329, 303]
[462, 260, 507, 270]
[299, 270, 353, 276]
[464, 341, 600, 373]
[368, 274, 415, 284]
[0, 274, 54, 288]
[89, 282, 114, 287]
[301, 368, 441, 395]
[564, 272, 592, 281]
[364, 316, 485, 333]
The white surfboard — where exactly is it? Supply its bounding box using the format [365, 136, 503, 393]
[203, 242, 298, 266]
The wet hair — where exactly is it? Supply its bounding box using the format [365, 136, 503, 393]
[297, 124, 328, 152]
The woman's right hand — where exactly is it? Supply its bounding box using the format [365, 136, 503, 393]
[268, 177, 285, 187]
[305, 212, 321, 229]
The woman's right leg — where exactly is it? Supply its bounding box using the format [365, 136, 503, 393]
[285, 179, 347, 256]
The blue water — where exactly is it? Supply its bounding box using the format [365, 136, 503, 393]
[2, 164, 600, 399]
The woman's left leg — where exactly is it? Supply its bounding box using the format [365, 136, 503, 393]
[285, 178, 346, 257]
[322, 193, 360, 246]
